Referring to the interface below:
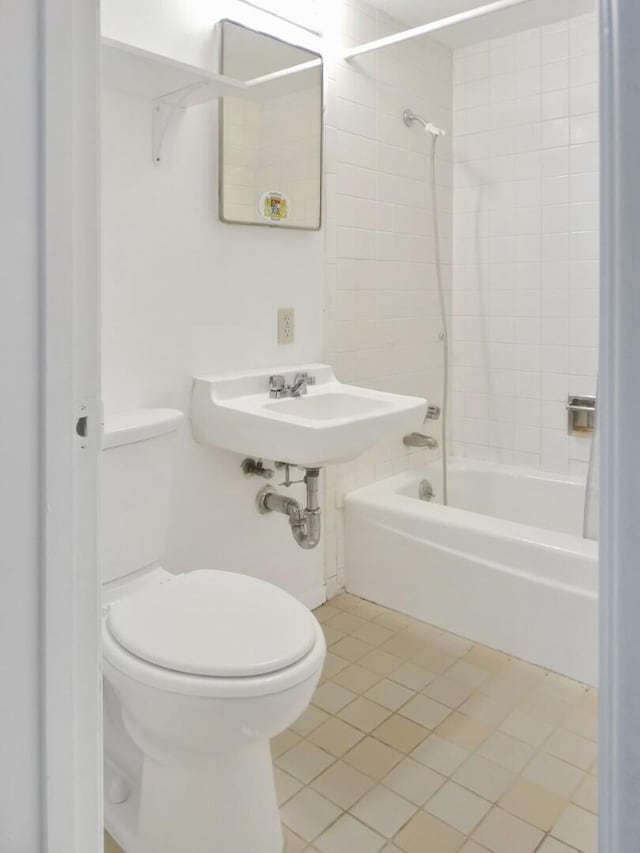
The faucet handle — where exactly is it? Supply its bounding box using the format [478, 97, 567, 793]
[268, 375, 286, 398]
[294, 371, 315, 385]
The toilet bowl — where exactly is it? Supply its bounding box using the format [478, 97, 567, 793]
[104, 568, 325, 853]
[101, 410, 326, 852]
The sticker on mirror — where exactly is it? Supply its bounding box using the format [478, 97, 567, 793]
[259, 191, 289, 222]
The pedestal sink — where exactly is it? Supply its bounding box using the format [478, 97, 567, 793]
[191, 364, 427, 467]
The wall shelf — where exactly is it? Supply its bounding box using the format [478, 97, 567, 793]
[101, 37, 252, 164]
[101, 37, 250, 106]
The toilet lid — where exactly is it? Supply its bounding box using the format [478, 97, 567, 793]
[106, 570, 318, 678]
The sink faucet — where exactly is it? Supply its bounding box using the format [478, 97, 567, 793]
[268, 372, 315, 399]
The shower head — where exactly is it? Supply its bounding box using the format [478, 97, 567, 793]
[403, 108, 446, 136]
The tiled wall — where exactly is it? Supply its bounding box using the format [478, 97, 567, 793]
[323, 1, 454, 593]
[450, 13, 599, 474]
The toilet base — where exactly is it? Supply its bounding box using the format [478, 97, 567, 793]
[105, 741, 284, 853]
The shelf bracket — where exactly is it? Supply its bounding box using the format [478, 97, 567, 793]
[151, 81, 208, 166]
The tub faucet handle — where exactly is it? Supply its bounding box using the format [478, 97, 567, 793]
[425, 405, 441, 420]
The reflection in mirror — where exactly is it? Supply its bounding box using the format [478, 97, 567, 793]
[218, 20, 323, 230]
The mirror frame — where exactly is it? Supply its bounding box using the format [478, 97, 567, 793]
[218, 18, 324, 232]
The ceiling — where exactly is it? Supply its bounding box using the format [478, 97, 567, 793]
[365, 0, 596, 47]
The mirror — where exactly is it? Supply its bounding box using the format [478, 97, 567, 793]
[218, 20, 323, 230]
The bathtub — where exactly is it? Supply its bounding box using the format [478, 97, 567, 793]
[344, 458, 598, 685]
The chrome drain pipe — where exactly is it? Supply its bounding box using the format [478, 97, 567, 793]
[257, 468, 321, 550]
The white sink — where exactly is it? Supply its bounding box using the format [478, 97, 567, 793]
[191, 364, 427, 467]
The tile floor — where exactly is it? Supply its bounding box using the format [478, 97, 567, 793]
[106, 592, 598, 853]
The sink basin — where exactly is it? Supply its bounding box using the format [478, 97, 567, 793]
[191, 364, 427, 467]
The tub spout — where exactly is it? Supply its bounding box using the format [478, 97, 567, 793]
[403, 432, 438, 449]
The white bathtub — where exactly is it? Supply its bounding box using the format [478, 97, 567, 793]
[345, 458, 598, 685]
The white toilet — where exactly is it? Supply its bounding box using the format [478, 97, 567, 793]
[101, 409, 326, 853]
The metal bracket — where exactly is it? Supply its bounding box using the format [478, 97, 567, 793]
[152, 81, 208, 165]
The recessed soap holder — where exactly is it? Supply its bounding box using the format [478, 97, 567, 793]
[567, 395, 596, 435]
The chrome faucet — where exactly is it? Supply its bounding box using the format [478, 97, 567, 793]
[268, 372, 315, 399]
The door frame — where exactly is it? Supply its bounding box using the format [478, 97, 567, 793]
[41, 0, 102, 850]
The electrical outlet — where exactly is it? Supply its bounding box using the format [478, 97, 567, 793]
[278, 308, 295, 344]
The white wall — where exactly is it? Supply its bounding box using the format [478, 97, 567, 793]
[101, 1, 326, 605]
[0, 1, 43, 848]
[451, 13, 599, 474]
[323, 1, 453, 588]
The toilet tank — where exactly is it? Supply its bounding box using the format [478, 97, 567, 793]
[101, 408, 184, 584]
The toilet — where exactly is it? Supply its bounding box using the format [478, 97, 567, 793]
[101, 409, 326, 853]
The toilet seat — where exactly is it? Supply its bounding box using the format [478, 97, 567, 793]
[106, 570, 317, 678]
[103, 570, 326, 699]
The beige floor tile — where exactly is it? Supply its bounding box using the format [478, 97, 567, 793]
[463, 645, 510, 673]
[351, 601, 387, 621]
[284, 826, 307, 852]
[331, 593, 362, 611]
[380, 846, 402, 853]
[372, 714, 429, 754]
[311, 760, 376, 809]
[360, 649, 405, 676]
[434, 632, 474, 658]
[499, 710, 554, 747]
[536, 837, 580, 852]
[472, 807, 544, 853]
[323, 625, 348, 646]
[453, 754, 515, 802]
[351, 785, 418, 838]
[344, 736, 404, 779]
[274, 767, 304, 805]
[280, 788, 342, 843]
[425, 780, 492, 834]
[309, 717, 366, 757]
[291, 705, 330, 737]
[315, 814, 386, 853]
[339, 697, 392, 732]
[323, 652, 351, 680]
[272, 729, 302, 758]
[518, 691, 573, 726]
[327, 611, 369, 635]
[400, 695, 451, 729]
[521, 752, 584, 798]
[572, 772, 598, 813]
[394, 811, 466, 853]
[332, 636, 375, 663]
[104, 834, 122, 853]
[390, 662, 435, 691]
[314, 682, 358, 714]
[541, 673, 589, 705]
[382, 757, 446, 806]
[381, 634, 424, 659]
[365, 678, 415, 711]
[333, 664, 382, 694]
[411, 734, 470, 776]
[477, 731, 535, 773]
[458, 694, 511, 727]
[314, 603, 341, 623]
[544, 728, 598, 770]
[410, 647, 456, 674]
[499, 779, 566, 830]
[551, 803, 598, 853]
[423, 676, 474, 709]
[277, 741, 335, 783]
[374, 611, 412, 631]
[460, 842, 491, 853]
[447, 660, 491, 688]
[562, 706, 598, 742]
[436, 712, 492, 751]
[352, 622, 395, 647]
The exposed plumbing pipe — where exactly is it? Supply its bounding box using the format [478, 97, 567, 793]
[257, 468, 321, 550]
